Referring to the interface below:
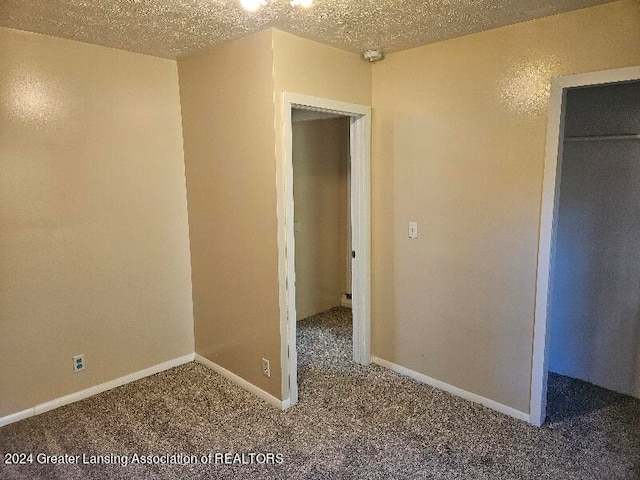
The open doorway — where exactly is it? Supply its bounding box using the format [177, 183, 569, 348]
[291, 110, 351, 319]
[278, 94, 371, 408]
[291, 110, 353, 399]
[531, 67, 640, 426]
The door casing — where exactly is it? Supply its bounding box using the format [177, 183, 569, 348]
[277, 92, 372, 407]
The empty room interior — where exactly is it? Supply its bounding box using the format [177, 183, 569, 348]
[1, 0, 639, 478]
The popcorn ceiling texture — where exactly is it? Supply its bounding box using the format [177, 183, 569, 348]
[0, 0, 615, 59]
[1, 307, 639, 479]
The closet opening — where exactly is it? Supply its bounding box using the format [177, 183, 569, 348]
[530, 68, 640, 426]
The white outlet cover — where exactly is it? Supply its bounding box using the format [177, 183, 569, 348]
[73, 354, 85, 372]
[261, 358, 270, 377]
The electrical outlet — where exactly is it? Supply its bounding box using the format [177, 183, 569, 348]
[262, 358, 270, 378]
[73, 354, 85, 373]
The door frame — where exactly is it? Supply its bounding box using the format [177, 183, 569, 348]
[529, 66, 640, 427]
[277, 92, 372, 407]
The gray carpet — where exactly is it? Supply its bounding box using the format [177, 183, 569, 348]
[1, 306, 639, 479]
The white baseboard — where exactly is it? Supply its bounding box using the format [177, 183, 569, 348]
[195, 354, 287, 410]
[371, 356, 531, 423]
[0, 353, 195, 428]
[0, 408, 34, 428]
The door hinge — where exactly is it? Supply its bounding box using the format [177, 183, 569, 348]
[352, 251, 356, 258]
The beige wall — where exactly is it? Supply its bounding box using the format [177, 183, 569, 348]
[293, 117, 350, 320]
[272, 27, 372, 176]
[177, 30, 282, 398]
[371, 0, 640, 413]
[0, 28, 194, 417]
[272, 29, 372, 108]
[175, 29, 370, 401]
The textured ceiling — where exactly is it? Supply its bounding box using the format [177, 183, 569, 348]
[0, 0, 616, 59]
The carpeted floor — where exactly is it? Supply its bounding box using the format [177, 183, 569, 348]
[1, 306, 639, 479]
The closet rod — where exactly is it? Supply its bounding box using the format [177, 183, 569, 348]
[565, 134, 640, 142]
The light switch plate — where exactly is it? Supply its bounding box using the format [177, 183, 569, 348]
[408, 221, 418, 239]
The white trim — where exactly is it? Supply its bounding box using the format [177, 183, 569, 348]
[0, 408, 33, 428]
[280, 94, 298, 406]
[278, 93, 372, 409]
[372, 356, 530, 423]
[194, 354, 288, 410]
[349, 111, 372, 366]
[530, 65, 640, 427]
[0, 353, 195, 428]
